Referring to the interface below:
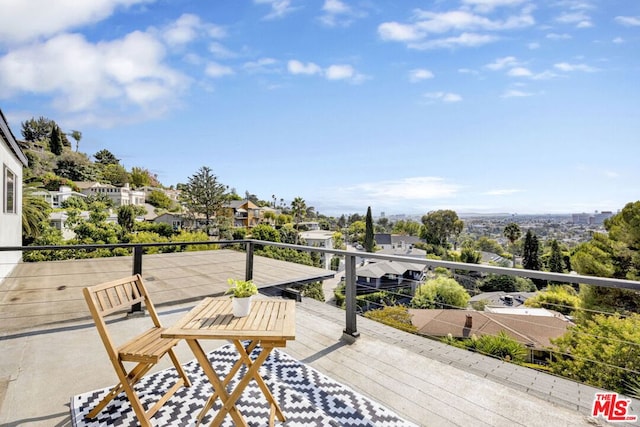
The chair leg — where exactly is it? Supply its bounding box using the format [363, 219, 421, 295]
[168, 348, 192, 387]
[86, 362, 153, 419]
[87, 352, 190, 427]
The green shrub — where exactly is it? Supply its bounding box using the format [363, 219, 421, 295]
[524, 284, 580, 315]
[300, 282, 324, 302]
[467, 331, 527, 362]
[364, 306, 417, 333]
[411, 276, 470, 309]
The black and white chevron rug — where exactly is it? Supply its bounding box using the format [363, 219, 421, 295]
[70, 343, 417, 426]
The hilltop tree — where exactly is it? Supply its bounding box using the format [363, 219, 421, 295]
[179, 166, 228, 236]
[364, 206, 375, 252]
[69, 130, 82, 152]
[147, 190, 172, 209]
[101, 163, 129, 186]
[503, 222, 522, 267]
[130, 166, 161, 188]
[392, 219, 422, 236]
[420, 209, 463, 248]
[54, 152, 97, 182]
[94, 149, 120, 166]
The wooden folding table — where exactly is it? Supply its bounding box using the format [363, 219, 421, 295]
[162, 297, 295, 426]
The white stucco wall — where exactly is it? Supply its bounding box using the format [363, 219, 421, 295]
[0, 138, 24, 282]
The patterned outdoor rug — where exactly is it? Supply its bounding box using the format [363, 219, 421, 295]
[70, 343, 417, 426]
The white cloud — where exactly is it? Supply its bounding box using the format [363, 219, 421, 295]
[528, 42, 540, 49]
[0, 0, 154, 44]
[0, 31, 186, 117]
[287, 60, 322, 75]
[319, 0, 364, 27]
[286, 60, 366, 83]
[326, 64, 354, 80]
[556, 11, 592, 28]
[458, 68, 479, 75]
[254, 0, 297, 20]
[205, 62, 234, 78]
[554, 62, 598, 72]
[483, 189, 522, 195]
[615, 16, 640, 27]
[378, 22, 423, 42]
[209, 42, 237, 59]
[344, 177, 461, 200]
[323, 0, 349, 14]
[242, 57, 280, 73]
[410, 32, 498, 50]
[412, 9, 534, 33]
[501, 90, 532, 98]
[161, 14, 225, 47]
[485, 56, 518, 70]
[462, 0, 527, 13]
[409, 68, 434, 82]
[424, 92, 463, 102]
[507, 66, 532, 77]
[378, 6, 534, 50]
[613, 37, 624, 44]
[546, 33, 572, 39]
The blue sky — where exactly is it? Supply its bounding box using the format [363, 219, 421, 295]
[1, 0, 639, 217]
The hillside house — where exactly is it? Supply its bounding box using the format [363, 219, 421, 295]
[298, 229, 335, 269]
[224, 200, 261, 228]
[74, 182, 145, 207]
[356, 260, 425, 292]
[34, 185, 87, 208]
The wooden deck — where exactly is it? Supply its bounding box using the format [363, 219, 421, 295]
[2, 296, 635, 426]
[1, 252, 638, 426]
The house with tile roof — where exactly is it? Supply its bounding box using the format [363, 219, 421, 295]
[409, 308, 571, 363]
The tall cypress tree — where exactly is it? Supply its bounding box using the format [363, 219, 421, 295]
[522, 229, 541, 271]
[364, 206, 375, 253]
[49, 125, 64, 155]
[548, 239, 565, 273]
[523, 229, 545, 288]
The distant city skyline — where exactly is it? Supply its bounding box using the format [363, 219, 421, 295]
[1, 1, 638, 216]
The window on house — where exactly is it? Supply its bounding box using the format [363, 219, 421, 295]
[4, 165, 16, 214]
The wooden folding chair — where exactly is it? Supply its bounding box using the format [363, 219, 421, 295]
[83, 274, 191, 427]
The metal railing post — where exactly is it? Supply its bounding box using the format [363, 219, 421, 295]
[343, 254, 360, 339]
[130, 245, 143, 314]
[245, 241, 254, 281]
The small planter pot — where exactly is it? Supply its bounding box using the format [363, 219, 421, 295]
[232, 296, 252, 317]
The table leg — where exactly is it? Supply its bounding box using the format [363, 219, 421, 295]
[210, 341, 279, 426]
[195, 342, 260, 425]
[185, 339, 247, 427]
[233, 340, 286, 422]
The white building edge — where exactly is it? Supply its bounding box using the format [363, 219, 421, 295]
[0, 109, 28, 282]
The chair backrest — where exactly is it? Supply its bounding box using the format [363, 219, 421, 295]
[83, 274, 162, 360]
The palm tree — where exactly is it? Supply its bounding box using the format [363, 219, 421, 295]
[70, 130, 82, 152]
[22, 184, 51, 244]
[503, 222, 522, 267]
[290, 197, 307, 230]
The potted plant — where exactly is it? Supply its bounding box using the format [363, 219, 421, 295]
[226, 278, 258, 317]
